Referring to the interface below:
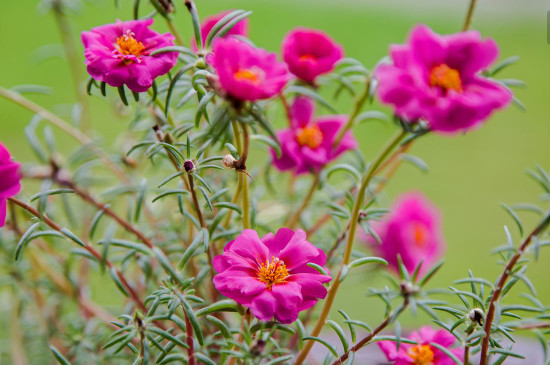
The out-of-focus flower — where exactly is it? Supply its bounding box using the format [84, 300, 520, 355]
[213, 228, 331, 324]
[282, 28, 343, 84]
[365, 192, 445, 277]
[192, 10, 249, 50]
[375, 24, 512, 133]
[379, 326, 463, 365]
[212, 38, 290, 101]
[81, 19, 178, 93]
[0, 143, 21, 227]
[270, 96, 357, 175]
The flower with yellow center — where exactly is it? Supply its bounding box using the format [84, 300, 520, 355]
[296, 125, 323, 149]
[429, 64, 463, 93]
[408, 344, 434, 365]
[257, 257, 289, 290]
[115, 30, 145, 61]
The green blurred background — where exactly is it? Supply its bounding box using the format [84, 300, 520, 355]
[1, 0, 549, 335]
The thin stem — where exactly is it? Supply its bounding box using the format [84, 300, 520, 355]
[285, 172, 321, 229]
[166, 19, 185, 47]
[52, 0, 91, 131]
[241, 171, 251, 229]
[463, 327, 474, 365]
[149, 90, 176, 127]
[462, 0, 478, 31]
[184, 312, 196, 365]
[294, 130, 407, 365]
[233, 122, 251, 229]
[332, 302, 409, 365]
[333, 76, 371, 147]
[0, 87, 128, 183]
[188, 174, 205, 228]
[479, 211, 550, 365]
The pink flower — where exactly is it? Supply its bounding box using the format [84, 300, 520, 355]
[270, 96, 357, 175]
[282, 28, 344, 84]
[191, 10, 249, 50]
[366, 192, 445, 277]
[0, 143, 21, 227]
[213, 228, 331, 324]
[379, 326, 463, 365]
[81, 19, 178, 93]
[212, 38, 290, 101]
[375, 24, 512, 133]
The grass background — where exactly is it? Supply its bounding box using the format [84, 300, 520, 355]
[1, 0, 550, 345]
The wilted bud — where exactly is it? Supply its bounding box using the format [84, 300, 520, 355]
[183, 160, 195, 172]
[468, 308, 484, 326]
[222, 154, 237, 168]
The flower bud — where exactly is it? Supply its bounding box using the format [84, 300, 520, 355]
[468, 308, 484, 326]
[222, 154, 236, 168]
[183, 160, 195, 172]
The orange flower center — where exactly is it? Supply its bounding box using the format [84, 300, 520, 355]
[234, 68, 262, 85]
[299, 54, 317, 63]
[412, 222, 429, 248]
[429, 64, 462, 92]
[408, 344, 434, 365]
[296, 125, 323, 149]
[115, 31, 145, 58]
[257, 257, 289, 290]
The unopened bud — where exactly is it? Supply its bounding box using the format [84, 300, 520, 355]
[183, 160, 195, 172]
[155, 0, 174, 15]
[400, 281, 418, 297]
[222, 154, 237, 168]
[468, 308, 484, 326]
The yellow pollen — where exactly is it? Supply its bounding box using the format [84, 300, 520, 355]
[408, 345, 434, 365]
[257, 257, 289, 290]
[115, 31, 145, 58]
[429, 64, 463, 93]
[234, 68, 261, 84]
[296, 125, 323, 149]
[412, 222, 429, 248]
[299, 54, 317, 63]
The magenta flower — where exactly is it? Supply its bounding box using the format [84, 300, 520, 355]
[375, 24, 512, 133]
[270, 96, 357, 175]
[0, 143, 21, 227]
[282, 28, 343, 84]
[191, 10, 249, 50]
[213, 228, 331, 324]
[366, 192, 445, 277]
[379, 326, 463, 365]
[212, 38, 290, 101]
[81, 19, 178, 93]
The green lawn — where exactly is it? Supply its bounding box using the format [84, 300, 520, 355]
[1, 0, 549, 329]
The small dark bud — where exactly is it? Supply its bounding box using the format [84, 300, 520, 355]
[468, 308, 484, 326]
[250, 340, 266, 357]
[400, 281, 418, 296]
[157, 0, 174, 14]
[184, 160, 195, 172]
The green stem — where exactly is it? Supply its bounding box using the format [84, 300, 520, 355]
[294, 130, 407, 365]
[462, 0, 478, 31]
[333, 76, 371, 147]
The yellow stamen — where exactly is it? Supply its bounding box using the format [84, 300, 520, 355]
[412, 222, 429, 248]
[296, 125, 323, 149]
[429, 64, 463, 92]
[234, 68, 261, 85]
[408, 344, 434, 365]
[257, 257, 289, 290]
[299, 54, 317, 63]
[115, 31, 145, 58]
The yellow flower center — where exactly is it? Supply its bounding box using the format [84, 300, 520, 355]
[296, 125, 323, 149]
[429, 64, 463, 93]
[412, 222, 429, 248]
[408, 344, 434, 365]
[299, 54, 317, 63]
[234, 68, 262, 85]
[257, 257, 289, 290]
[115, 31, 145, 58]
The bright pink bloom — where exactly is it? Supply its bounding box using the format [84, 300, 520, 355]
[81, 19, 178, 93]
[0, 143, 21, 227]
[282, 28, 343, 83]
[270, 97, 357, 175]
[375, 24, 512, 133]
[379, 326, 463, 365]
[366, 192, 445, 277]
[212, 38, 290, 101]
[213, 228, 331, 324]
[191, 10, 249, 50]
